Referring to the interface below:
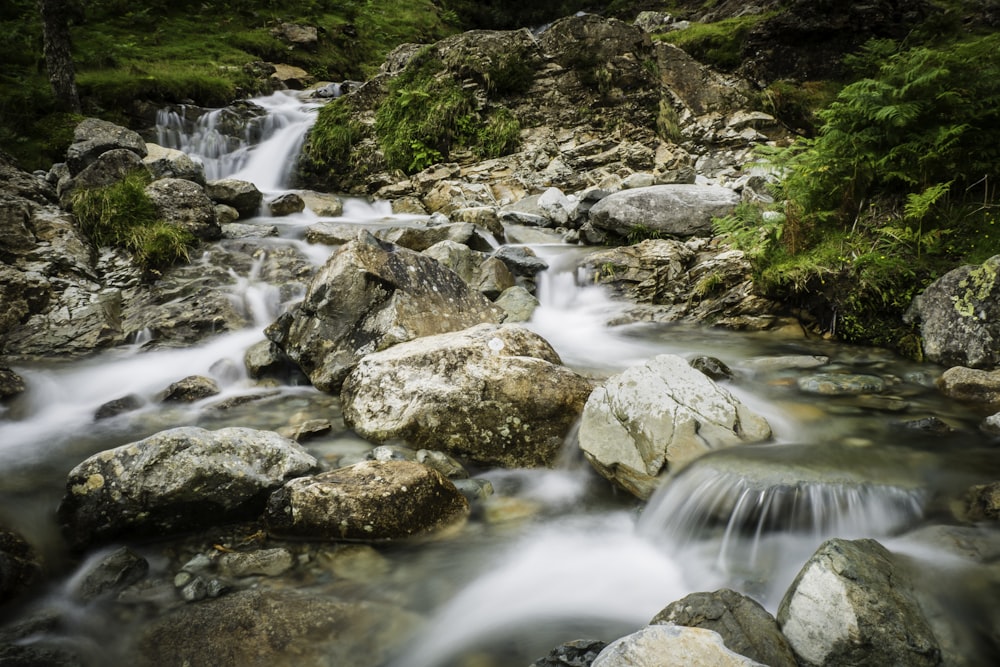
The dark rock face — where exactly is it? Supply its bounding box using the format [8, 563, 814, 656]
[264, 460, 469, 541]
[204, 179, 263, 218]
[266, 232, 503, 392]
[652, 589, 797, 667]
[0, 525, 42, 604]
[57, 427, 318, 549]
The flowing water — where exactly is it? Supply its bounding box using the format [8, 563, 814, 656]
[2, 91, 999, 666]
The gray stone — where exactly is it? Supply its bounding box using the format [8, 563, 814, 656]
[57, 426, 317, 549]
[64, 148, 149, 204]
[475, 256, 515, 299]
[218, 548, 294, 577]
[531, 639, 608, 667]
[579, 353, 771, 499]
[66, 118, 148, 176]
[588, 185, 740, 239]
[937, 366, 1000, 404]
[159, 375, 220, 402]
[268, 192, 305, 217]
[143, 143, 205, 184]
[652, 589, 796, 667]
[777, 538, 941, 667]
[266, 232, 503, 392]
[264, 460, 469, 541]
[796, 373, 886, 395]
[94, 394, 144, 420]
[342, 323, 593, 468]
[69, 546, 148, 602]
[145, 178, 220, 241]
[593, 624, 765, 667]
[298, 190, 343, 216]
[494, 285, 539, 322]
[0, 525, 41, 603]
[964, 481, 1000, 521]
[204, 178, 263, 218]
[0, 367, 26, 401]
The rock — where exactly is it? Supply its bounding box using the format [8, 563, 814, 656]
[579, 354, 771, 499]
[0, 525, 42, 603]
[159, 375, 220, 402]
[341, 324, 594, 468]
[0, 367, 26, 401]
[266, 232, 503, 392]
[531, 639, 608, 667]
[299, 190, 343, 216]
[651, 589, 797, 667]
[66, 118, 148, 176]
[144, 178, 221, 241]
[204, 178, 263, 218]
[215, 204, 240, 224]
[57, 426, 317, 549]
[936, 366, 1000, 404]
[593, 624, 765, 666]
[94, 394, 144, 420]
[421, 239, 485, 284]
[69, 546, 148, 602]
[964, 482, 1000, 521]
[244, 339, 303, 382]
[221, 221, 278, 239]
[131, 588, 420, 667]
[494, 285, 539, 322]
[63, 148, 149, 204]
[271, 22, 318, 49]
[796, 373, 886, 395]
[492, 245, 549, 278]
[270, 63, 314, 89]
[264, 460, 469, 541]
[217, 548, 295, 577]
[475, 256, 515, 298]
[906, 256, 1000, 369]
[143, 143, 205, 184]
[268, 192, 305, 217]
[588, 185, 740, 239]
[981, 413, 1000, 436]
[777, 538, 941, 667]
[690, 356, 733, 381]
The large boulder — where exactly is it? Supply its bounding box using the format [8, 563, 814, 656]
[143, 143, 206, 184]
[266, 232, 503, 392]
[144, 178, 221, 241]
[906, 256, 1000, 369]
[592, 624, 765, 667]
[587, 185, 741, 239]
[264, 460, 469, 541]
[0, 525, 42, 604]
[204, 178, 263, 218]
[65, 118, 148, 176]
[777, 538, 941, 667]
[578, 354, 771, 499]
[651, 589, 797, 667]
[57, 427, 318, 549]
[936, 366, 1000, 404]
[341, 323, 594, 468]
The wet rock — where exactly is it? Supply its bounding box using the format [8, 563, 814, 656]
[341, 324, 593, 468]
[0, 367, 26, 401]
[94, 394, 144, 420]
[593, 624, 765, 666]
[587, 185, 740, 239]
[268, 192, 305, 217]
[63, 148, 149, 204]
[69, 546, 148, 602]
[276, 418, 332, 442]
[777, 538, 941, 667]
[579, 353, 771, 499]
[218, 548, 294, 577]
[981, 413, 1000, 436]
[298, 190, 343, 216]
[738, 355, 829, 372]
[215, 204, 240, 225]
[906, 256, 1000, 369]
[264, 460, 469, 541]
[144, 178, 220, 241]
[936, 366, 1000, 404]
[66, 118, 148, 176]
[244, 339, 302, 382]
[896, 416, 956, 434]
[143, 143, 205, 184]
[159, 375, 220, 402]
[221, 221, 278, 239]
[796, 373, 886, 395]
[58, 426, 318, 549]
[531, 638, 608, 667]
[0, 525, 42, 603]
[131, 588, 420, 667]
[494, 285, 539, 322]
[416, 449, 468, 480]
[266, 232, 503, 392]
[964, 482, 1000, 521]
[421, 239, 485, 284]
[492, 245, 549, 279]
[651, 589, 796, 667]
[690, 356, 733, 381]
[204, 178, 263, 218]
[475, 256, 516, 298]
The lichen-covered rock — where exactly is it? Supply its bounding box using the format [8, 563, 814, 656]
[57, 427, 318, 549]
[777, 538, 941, 667]
[652, 589, 797, 667]
[266, 232, 503, 392]
[264, 460, 469, 541]
[0, 525, 42, 604]
[341, 323, 593, 468]
[593, 624, 766, 667]
[144, 178, 220, 240]
[587, 185, 741, 239]
[578, 353, 771, 499]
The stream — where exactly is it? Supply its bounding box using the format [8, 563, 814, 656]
[2, 90, 999, 666]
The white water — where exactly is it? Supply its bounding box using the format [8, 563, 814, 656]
[4, 92, 998, 667]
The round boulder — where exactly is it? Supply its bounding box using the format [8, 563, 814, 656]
[264, 460, 469, 541]
[341, 323, 594, 468]
[66, 118, 148, 176]
[144, 178, 221, 241]
[587, 185, 740, 239]
[57, 426, 318, 549]
[204, 178, 263, 218]
[593, 624, 766, 667]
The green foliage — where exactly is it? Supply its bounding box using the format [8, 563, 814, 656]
[307, 96, 361, 167]
[71, 172, 196, 275]
[626, 224, 664, 244]
[657, 13, 774, 70]
[478, 107, 520, 158]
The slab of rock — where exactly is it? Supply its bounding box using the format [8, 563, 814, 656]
[936, 366, 1000, 404]
[588, 184, 740, 238]
[652, 589, 796, 667]
[264, 460, 469, 541]
[578, 353, 771, 499]
[66, 118, 148, 176]
[57, 426, 317, 549]
[777, 538, 941, 667]
[266, 232, 503, 392]
[593, 624, 766, 666]
[341, 324, 593, 468]
[204, 178, 262, 218]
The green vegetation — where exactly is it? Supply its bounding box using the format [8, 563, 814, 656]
[71, 172, 197, 276]
[655, 12, 775, 71]
[716, 32, 1000, 354]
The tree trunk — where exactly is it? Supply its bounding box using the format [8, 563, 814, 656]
[37, 0, 81, 113]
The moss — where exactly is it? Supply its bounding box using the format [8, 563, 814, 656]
[953, 258, 1000, 319]
[657, 13, 774, 71]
